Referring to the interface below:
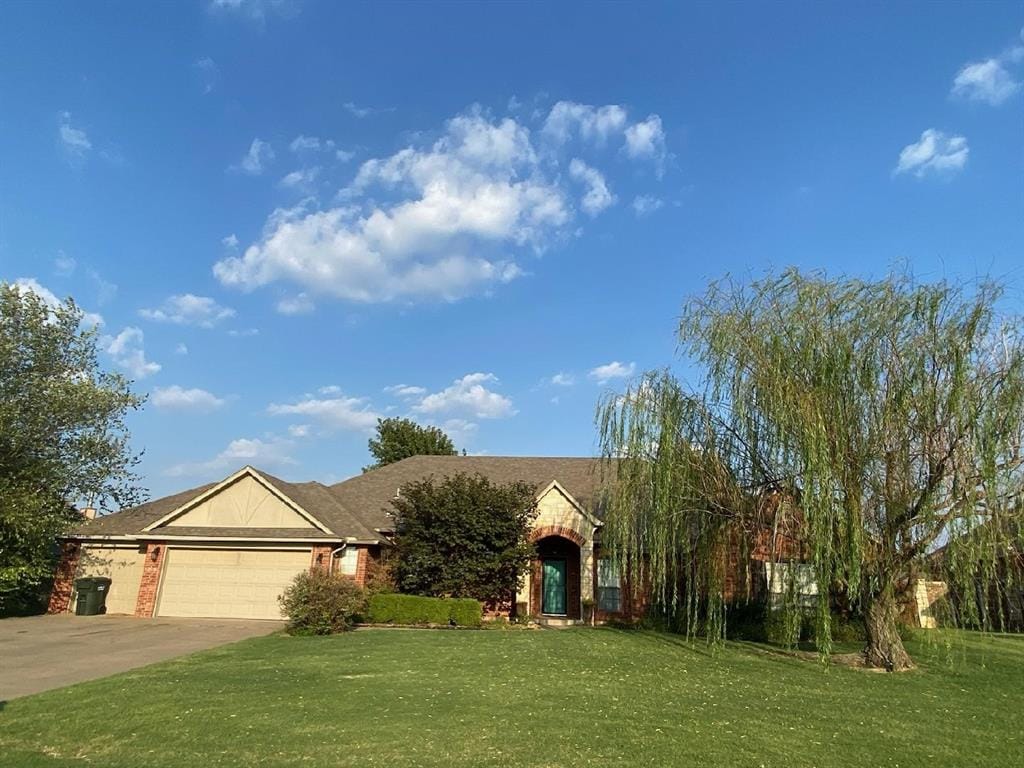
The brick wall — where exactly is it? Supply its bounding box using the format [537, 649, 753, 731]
[310, 544, 333, 572]
[47, 542, 81, 614]
[312, 544, 373, 587]
[134, 542, 165, 617]
[724, 526, 806, 603]
[354, 546, 369, 587]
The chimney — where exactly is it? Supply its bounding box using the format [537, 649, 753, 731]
[81, 507, 97, 520]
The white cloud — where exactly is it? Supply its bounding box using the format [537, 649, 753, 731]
[268, 393, 380, 432]
[542, 101, 628, 145]
[549, 372, 575, 386]
[276, 292, 315, 315]
[343, 101, 393, 119]
[139, 294, 236, 327]
[174, 342, 189, 355]
[336, 148, 356, 162]
[385, 384, 428, 398]
[105, 327, 160, 379]
[951, 58, 1020, 105]
[344, 102, 372, 118]
[280, 166, 320, 189]
[11, 277, 103, 327]
[227, 327, 259, 337]
[632, 195, 664, 217]
[589, 360, 636, 384]
[234, 138, 275, 175]
[569, 158, 615, 216]
[151, 385, 225, 411]
[289, 135, 321, 152]
[194, 56, 220, 94]
[441, 418, 478, 444]
[412, 372, 515, 419]
[207, 0, 296, 23]
[165, 435, 295, 478]
[214, 109, 569, 304]
[894, 129, 969, 178]
[58, 112, 91, 162]
[624, 115, 668, 172]
[318, 385, 342, 395]
[89, 269, 117, 306]
[222, 233, 240, 249]
[53, 252, 77, 277]
[288, 423, 311, 438]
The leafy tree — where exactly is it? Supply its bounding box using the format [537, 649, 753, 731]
[391, 473, 537, 607]
[598, 270, 1024, 671]
[0, 284, 145, 610]
[365, 417, 457, 471]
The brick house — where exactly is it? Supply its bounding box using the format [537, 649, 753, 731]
[49, 455, 799, 624]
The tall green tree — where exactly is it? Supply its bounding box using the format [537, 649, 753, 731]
[598, 270, 1024, 670]
[365, 417, 457, 470]
[391, 473, 537, 607]
[0, 284, 145, 610]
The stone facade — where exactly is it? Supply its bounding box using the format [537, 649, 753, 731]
[516, 484, 600, 621]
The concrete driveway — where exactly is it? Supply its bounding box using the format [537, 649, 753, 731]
[0, 614, 281, 701]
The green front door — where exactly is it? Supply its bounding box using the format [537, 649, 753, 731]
[542, 559, 567, 615]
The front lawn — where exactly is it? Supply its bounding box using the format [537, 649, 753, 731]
[2, 628, 1021, 767]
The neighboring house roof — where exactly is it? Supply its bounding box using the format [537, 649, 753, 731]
[327, 455, 615, 532]
[66, 456, 615, 543]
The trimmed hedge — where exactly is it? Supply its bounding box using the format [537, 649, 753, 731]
[367, 593, 482, 627]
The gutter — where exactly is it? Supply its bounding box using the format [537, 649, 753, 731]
[63, 534, 383, 545]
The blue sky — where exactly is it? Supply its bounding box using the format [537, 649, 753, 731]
[2, 1, 1022, 503]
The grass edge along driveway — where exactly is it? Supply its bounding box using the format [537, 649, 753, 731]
[1, 627, 1022, 768]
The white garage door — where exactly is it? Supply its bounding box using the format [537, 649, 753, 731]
[156, 548, 311, 620]
[74, 545, 146, 615]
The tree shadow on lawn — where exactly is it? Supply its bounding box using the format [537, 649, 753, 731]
[592, 626, 881, 671]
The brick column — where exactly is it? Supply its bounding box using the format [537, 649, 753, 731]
[310, 545, 333, 572]
[354, 547, 369, 587]
[47, 542, 81, 614]
[134, 542, 166, 618]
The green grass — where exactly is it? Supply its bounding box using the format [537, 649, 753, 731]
[2, 628, 1022, 767]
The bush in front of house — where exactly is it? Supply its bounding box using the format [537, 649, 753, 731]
[390, 473, 537, 607]
[279, 569, 367, 635]
[367, 593, 482, 627]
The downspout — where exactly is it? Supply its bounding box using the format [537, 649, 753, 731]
[328, 543, 348, 575]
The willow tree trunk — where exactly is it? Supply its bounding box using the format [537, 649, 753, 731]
[862, 582, 914, 671]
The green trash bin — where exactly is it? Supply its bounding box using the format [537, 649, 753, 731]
[74, 577, 112, 616]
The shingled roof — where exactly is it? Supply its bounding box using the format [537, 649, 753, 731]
[68, 482, 218, 537]
[66, 456, 614, 542]
[327, 455, 615, 532]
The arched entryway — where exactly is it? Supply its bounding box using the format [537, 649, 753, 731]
[529, 528, 583, 620]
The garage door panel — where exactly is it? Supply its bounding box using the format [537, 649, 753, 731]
[156, 548, 311, 620]
[74, 546, 145, 615]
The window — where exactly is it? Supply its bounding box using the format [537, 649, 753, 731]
[597, 559, 622, 613]
[765, 562, 818, 609]
[336, 547, 359, 576]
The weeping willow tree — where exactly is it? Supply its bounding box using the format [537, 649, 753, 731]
[598, 269, 1024, 671]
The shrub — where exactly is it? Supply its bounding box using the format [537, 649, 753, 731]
[363, 557, 397, 596]
[279, 569, 367, 635]
[392, 473, 537, 606]
[724, 602, 768, 641]
[448, 598, 484, 627]
[367, 593, 482, 627]
[831, 614, 867, 643]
